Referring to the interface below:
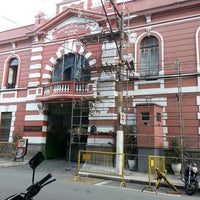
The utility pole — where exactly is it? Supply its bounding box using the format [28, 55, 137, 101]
[102, 0, 125, 174]
[116, 12, 124, 175]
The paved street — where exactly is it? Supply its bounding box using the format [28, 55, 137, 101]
[0, 158, 200, 199]
[0, 157, 186, 188]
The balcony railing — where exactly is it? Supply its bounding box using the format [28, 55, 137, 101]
[41, 81, 94, 99]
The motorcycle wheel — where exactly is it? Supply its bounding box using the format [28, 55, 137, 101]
[185, 180, 198, 195]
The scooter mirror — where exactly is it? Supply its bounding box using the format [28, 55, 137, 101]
[29, 151, 45, 170]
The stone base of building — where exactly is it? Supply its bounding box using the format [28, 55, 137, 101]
[138, 148, 163, 172]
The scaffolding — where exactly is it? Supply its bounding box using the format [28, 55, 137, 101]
[64, 3, 200, 172]
[65, 4, 134, 168]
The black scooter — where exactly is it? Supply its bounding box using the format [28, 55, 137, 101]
[5, 151, 56, 200]
[182, 157, 198, 195]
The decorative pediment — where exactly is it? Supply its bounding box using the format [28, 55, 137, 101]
[46, 16, 103, 41]
[34, 8, 105, 40]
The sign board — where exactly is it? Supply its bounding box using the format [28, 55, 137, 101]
[15, 139, 28, 159]
[120, 112, 126, 125]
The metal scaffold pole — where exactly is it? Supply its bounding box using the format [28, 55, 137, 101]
[176, 59, 184, 173]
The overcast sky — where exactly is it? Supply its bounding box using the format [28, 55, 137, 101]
[0, 0, 61, 31]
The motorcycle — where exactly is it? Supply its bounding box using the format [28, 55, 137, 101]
[182, 158, 198, 195]
[5, 151, 56, 200]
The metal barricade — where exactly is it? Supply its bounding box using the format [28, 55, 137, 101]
[142, 155, 180, 194]
[142, 155, 166, 193]
[74, 150, 126, 187]
[148, 155, 166, 184]
[0, 142, 15, 157]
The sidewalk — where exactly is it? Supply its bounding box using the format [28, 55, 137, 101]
[124, 169, 184, 188]
[0, 157, 27, 167]
[0, 157, 185, 189]
[79, 163, 185, 190]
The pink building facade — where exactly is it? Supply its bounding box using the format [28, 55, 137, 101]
[0, 0, 200, 161]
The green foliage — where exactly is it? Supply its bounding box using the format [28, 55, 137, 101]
[124, 125, 137, 159]
[13, 132, 22, 144]
[169, 137, 181, 163]
[124, 125, 136, 134]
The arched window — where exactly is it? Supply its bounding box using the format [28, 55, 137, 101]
[52, 53, 90, 82]
[7, 58, 18, 88]
[140, 36, 159, 77]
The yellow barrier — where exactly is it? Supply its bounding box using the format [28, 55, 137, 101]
[142, 155, 166, 193]
[0, 142, 15, 157]
[74, 150, 126, 187]
[142, 155, 180, 194]
[148, 155, 166, 184]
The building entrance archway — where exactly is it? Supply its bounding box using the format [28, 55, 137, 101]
[45, 103, 89, 161]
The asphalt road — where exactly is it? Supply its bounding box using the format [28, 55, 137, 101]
[0, 162, 200, 200]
